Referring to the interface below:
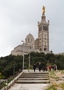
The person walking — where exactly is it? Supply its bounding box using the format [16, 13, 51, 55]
[33, 64, 36, 72]
[39, 63, 42, 72]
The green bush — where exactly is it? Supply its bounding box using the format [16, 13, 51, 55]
[46, 85, 57, 90]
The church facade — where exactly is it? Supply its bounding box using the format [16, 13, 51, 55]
[11, 6, 50, 56]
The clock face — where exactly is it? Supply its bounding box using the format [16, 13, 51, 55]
[43, 26, 48, 31]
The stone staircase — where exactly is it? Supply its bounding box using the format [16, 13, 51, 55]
[15, 72, 50, 84]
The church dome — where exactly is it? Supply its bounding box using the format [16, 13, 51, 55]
[25, 33, 34, 44]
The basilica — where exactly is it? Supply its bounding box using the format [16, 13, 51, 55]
[11, 6, 50, 56]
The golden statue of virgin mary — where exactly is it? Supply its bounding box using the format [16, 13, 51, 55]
[42, 6, 45, 15]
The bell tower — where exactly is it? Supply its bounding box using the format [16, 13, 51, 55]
[38, 6, 49, 52]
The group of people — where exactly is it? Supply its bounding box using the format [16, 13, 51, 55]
[33, 63, 57, 72]
[33, 63, 42, 72]
[47, 64, 57, 71]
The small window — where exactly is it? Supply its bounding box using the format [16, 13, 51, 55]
[43, 26, 48, 30]
[40, 48, 42, 51]
[28, 38, 29, 42]
[44, 48, 47, 51]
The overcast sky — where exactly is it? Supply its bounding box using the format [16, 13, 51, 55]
[0, 0, 64, 57]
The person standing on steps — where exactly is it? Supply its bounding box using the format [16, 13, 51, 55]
[33, 64, 36, 72]
[39, 63, 42, 72]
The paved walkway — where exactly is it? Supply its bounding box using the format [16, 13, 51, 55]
[9, 83, 49, 90]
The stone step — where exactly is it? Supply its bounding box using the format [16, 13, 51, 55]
[16, 80, 50, 84]
[20, 73, 49, 78]
[20, 75, 49, 78]
[18, 78, 49, 80]
[21, 74, 49, 76]
[21, 74, 48, 76]
[15, 72, 50, 84]
[21, 72, 49, 75]
[24, 72, 47, 73]
[20, 76, 49, 78]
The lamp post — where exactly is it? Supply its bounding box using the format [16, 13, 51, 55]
[29, 53, 30, 69]
[21, 40, 24, 70]
[29, 47, 31, 69]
